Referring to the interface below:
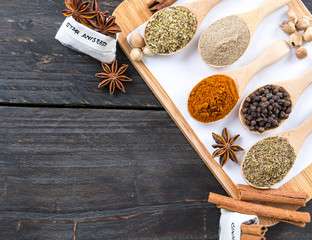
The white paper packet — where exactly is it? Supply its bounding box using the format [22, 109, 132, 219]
[55, 16, 117, 63]
[219, 209, 259, 240]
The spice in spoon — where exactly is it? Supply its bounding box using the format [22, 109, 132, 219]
[242, 137, 296, 188]
[188, 75, 239, 123]
[145, 6, 197, 54]
[198, 15, 250, 67]
[241, 85, 292, 133]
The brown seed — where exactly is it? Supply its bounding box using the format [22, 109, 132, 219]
[296, 16, 311, 30]
[130, 48, 143, 61]
[287, 9, 298, 23]
[289, 32, 303, 47]
[295, 47, 308, 59]
[280, 20, 296, 34]
[130, 31, 145, 48]
[303, 27, 312, 42]
[142, 46, 155, 56]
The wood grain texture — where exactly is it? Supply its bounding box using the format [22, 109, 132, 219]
[0, 106, 311, 239]
[0, 0, 160, 108]
[0, 106, 223, 239]
[1, 0, 312, 239]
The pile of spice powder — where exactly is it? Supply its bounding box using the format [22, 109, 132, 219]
[199, 15, 250, 67]
[242, 137, 296, 188]
[188, 75, 239, 123]
[145, 6, 197, 54]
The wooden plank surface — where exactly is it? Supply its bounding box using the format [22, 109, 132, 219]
[0, 0, 160, 109]
[1, 0, 312, 238]
[0, 106, 311, 239]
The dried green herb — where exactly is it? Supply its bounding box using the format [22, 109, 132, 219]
[242, 137, 296, 188]
[145, 6, 197, 54]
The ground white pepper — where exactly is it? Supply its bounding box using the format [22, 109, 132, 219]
[145, 6, 197, 54]
[198, 15, 250, 67]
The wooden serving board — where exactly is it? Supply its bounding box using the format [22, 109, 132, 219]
[113, 0, 312, 226]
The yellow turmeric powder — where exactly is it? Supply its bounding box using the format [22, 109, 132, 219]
[188, 75, 239, 123]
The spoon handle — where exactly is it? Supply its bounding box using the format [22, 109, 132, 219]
[248, 0, 291, 35]
[182, 0, 223, 26]
[282, 114, 312, 154]
[281, 66, 312, 105]
[241, 0, 291, 36]
[237, 40, 290, 95]
[256, 0, 291, 20]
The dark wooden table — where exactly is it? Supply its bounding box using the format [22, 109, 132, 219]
[1, 0, 312, 239]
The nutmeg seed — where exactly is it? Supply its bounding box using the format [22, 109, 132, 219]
[130, 31, 145, 48]
[296, 16, 311, 30]
[142, 46, 155, 56]
[289, 32, 303, 47]
[303, 27, 312, 42]
[287, 9, 298, 23]
[280, 20, 296, 34]
[130, 48, 143, 62]
[295, 47, 308, 59]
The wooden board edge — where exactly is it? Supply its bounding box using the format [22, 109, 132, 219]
[113, 0, 312, 226]
[113, 0, 238, 199]
[289, 0, 312, 17]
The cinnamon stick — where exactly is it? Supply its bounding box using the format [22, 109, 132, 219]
[208, 193, 310, 224]
[241, 224, 267, 236]
[241, 234, 266, 240]
[218, 205, 306, 227]
[275, 219, 306, 228]
[147, 0, 178, 13]
[237, 184, 307, 206]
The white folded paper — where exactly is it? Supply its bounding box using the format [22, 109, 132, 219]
[55, 16, 117, 63]
[219, 209, 259, 240]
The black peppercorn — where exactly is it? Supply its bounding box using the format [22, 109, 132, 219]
[272, 120, 279, 126]
[277, 92, 283, 98]
[241, 84, 292, 133]
[284, 100, 291, 107]
[280, 111, 286, 118]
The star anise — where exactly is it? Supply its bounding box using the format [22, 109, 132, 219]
[91, 14, 121, 39]
[62, 0, 97, 28]
[90, 0, 109, 24]
[95, 60, 132, 95]
[211, 128, 244, 167]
